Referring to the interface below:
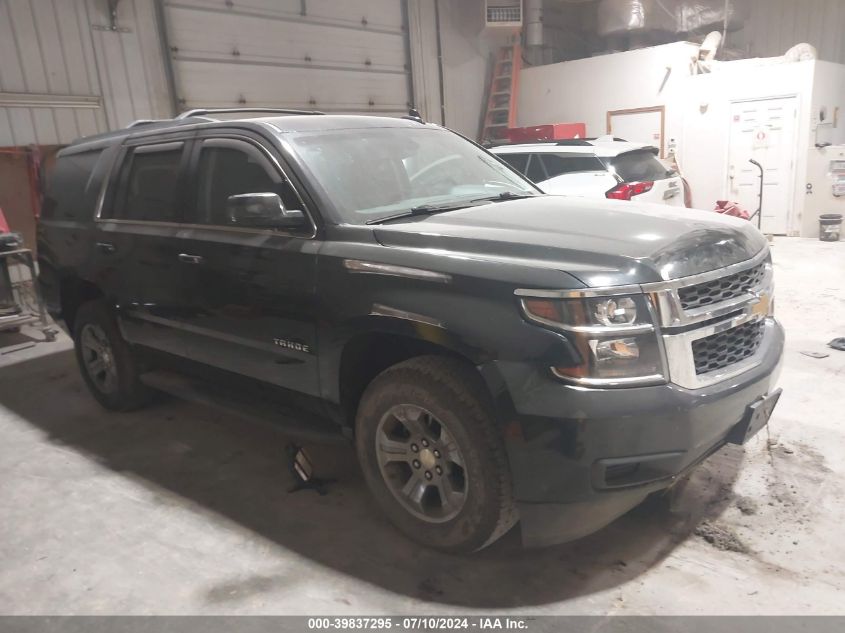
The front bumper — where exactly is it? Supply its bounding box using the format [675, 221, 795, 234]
[485, 318, 784, 547]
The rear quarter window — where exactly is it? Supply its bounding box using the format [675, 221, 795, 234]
[608, 151, 670, 182]
[42, 149, 105, 220]
[541, 154, 607, 178]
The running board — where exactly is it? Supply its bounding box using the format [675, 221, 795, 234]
[140, 369, 349, 445]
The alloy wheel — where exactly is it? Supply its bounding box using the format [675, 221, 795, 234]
[374, 404, 468, 523]
[80, 323, 118, 394]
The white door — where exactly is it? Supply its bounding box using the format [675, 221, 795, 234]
[726, 97, 797, 235]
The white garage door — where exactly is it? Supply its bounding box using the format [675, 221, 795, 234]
[163, 0, 411, 116]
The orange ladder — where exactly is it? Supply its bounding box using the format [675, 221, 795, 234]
[480, 43, 521, 143]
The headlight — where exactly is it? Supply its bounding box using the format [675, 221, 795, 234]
[520, 292, 666, 387]
[594, 296, 637, 326]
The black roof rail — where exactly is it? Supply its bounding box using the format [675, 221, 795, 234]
[554, 138, 626, 145]
[481, 140, 513, 148]
[484, 139, 592, 148]
[486, 137, 631, 148]
[175, 107, 325, 120]
[553, 139, 593, 146]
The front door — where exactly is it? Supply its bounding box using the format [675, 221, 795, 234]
[174, 134, 321, 397]
[726, 97, 797, 235]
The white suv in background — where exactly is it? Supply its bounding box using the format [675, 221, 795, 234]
[491, 136, 685, 207]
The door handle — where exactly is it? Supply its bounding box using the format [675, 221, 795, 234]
[95, 241, 116, 254]
[178, 253, 204, 265]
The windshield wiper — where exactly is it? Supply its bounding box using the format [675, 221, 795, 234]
[471, 191, 537, 204]
[366, 203, 471, 225]
[366, 191, 537, 225]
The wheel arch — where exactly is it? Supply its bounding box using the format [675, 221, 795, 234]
[59, 276, 104, 332]
[332, 322, 490, 428]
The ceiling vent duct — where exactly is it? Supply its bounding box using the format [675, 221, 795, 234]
[597, 0, 747, 37]
[525, 0, 543, 47]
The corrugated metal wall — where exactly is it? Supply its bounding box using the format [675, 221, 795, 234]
[161, 0, 412, 116]
[407, 0, 444, 124]
[87, 0, 172, 127]
[438, 0, 494, 139]
[407, 0, 492, 138]
[732, 0, 845, 64]
[0, 0, 171, 147]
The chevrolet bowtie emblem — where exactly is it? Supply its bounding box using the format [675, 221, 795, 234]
[751, 292, 771, 318]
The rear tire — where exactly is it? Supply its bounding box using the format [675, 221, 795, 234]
[355, 356, 517, 553]
[73, 300, 151, 411]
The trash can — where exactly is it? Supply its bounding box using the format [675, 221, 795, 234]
[819, 214, 843, 242]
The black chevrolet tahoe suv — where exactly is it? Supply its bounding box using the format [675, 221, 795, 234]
[38, 109, 784, 552]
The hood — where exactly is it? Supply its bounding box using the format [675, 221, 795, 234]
[373, 196, 767, 287]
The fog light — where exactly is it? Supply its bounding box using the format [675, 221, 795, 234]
[592, 338, 640, 362]
[593, 297, 637, 326]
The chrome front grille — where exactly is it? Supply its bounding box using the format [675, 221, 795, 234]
[678, 262, 767, 311]
[691, 320, 766, 375]
[645, 250, 775, 390]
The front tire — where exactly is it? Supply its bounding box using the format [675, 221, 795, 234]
[73, 300, 151, 411]
[355, 356, 517, 553]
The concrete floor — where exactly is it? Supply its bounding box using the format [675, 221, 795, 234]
[0, 237, 843, 615]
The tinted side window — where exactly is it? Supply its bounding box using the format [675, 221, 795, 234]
[111, 143, 184, 222]
[192, 140, 302, 227]
[498, 153, 529, 175]
[541, 154, 607, 178]
[525, 154, 547, 183]
[42, 149, 104, 220]
[609, 151, 669, 182]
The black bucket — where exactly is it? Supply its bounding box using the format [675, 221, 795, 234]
[819, 213, 843, 242]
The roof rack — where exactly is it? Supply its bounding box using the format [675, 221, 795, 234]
[592, 135, 628, 143]
[552, 137, 628, 145]
[485, 137, 630, 148]
[175, 107, 325, 120]
[483, 139, 592, 148]
[550, 139, 593, 146]
[127, 119, 161, 128]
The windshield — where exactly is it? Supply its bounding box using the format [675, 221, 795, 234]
[287, 126, 538, 224]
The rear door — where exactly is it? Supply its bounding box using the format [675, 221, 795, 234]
[94, 136, 194, 353]
[524, 153, 548, 186]
[172, 132, 321, 397]
[538, 153, 617, 197]
[495, 151, 546, 186]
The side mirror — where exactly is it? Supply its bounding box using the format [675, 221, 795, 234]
[226, 193, 305, 229]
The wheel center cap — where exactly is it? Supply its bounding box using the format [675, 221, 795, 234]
[419, 448, 436, 470]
